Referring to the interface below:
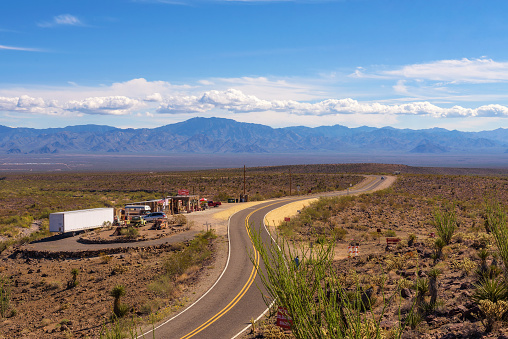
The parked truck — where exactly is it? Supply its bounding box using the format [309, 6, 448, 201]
[49, 208, 114, 233]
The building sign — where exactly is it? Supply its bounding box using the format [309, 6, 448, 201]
[178, 189, 189, 196]
[276, 306, 292, 330]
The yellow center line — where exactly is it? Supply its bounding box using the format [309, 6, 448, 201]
[179, 202, 282, 339]
[178, 179, 383, 338]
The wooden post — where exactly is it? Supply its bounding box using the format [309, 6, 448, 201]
[243, 165, 246, 196]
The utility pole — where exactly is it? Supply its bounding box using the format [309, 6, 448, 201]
[243, 165, 246, 196]
[289, 168, 292, 196]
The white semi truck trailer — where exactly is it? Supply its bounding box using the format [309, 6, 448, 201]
[49, 208, 114, 233]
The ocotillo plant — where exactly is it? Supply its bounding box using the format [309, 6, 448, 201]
[248, 225, 403, 339]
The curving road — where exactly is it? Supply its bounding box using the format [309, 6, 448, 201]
[140, 175, 389, 339]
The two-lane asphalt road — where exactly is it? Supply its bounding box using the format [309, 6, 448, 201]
[141, 175, 388, 339]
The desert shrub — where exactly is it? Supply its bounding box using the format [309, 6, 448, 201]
[331, 227, 348, 241]
[249, 193, 265, 201]
[450, 258, 476, 276]
[163, 230, 216, 278]
[478, 300, 508, 333]
[120, 227, 139, 239]
[384, 254, 406, 271]
[433, 207, 457, 245]
[173, 214, 187, 226]
[213, 191, 230, 202]
[385, 230, 396, 237]
[397, 278, 413, 289]
[100, 252, 113, 264]
[44, 280, 61, 291]
[148, 275, 177, 298]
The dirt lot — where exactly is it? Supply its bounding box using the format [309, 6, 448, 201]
[0, 208, 233, 338]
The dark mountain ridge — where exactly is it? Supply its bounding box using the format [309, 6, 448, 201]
[0, 117, 506, 155]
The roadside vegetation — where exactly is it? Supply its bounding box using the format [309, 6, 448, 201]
[248, 174, 508, 338]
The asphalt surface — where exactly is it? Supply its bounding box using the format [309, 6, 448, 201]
[23, 229, 199, 252]
[140, 175, 387, 339]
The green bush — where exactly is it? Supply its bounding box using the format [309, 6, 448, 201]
[120, 227, 139, 239]
[163, 231, 215, 277]
[385, 230, 396, 237]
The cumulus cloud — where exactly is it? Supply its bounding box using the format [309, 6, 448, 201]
[157, 95, 213, 113]
[38, 14, 83, 28]
[1, 79, 508, 120]
[0, 95, 60, 114]
[65, 96, 142, 115]
[154, 88, 508, 118]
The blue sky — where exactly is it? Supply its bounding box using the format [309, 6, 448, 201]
[1, 0, 508, 131]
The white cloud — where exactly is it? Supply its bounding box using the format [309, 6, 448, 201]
[0, 95, 60, 114]
[65, 96, 142, 115]
[38, 14, 83, 28]
[154, 88, 508, 118]
[1, 78, 508, 121]
[157, 95, 212, 113]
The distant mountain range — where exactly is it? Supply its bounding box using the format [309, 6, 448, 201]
[1, 117, 507, 155]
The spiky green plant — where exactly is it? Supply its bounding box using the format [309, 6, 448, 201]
[427, 268, 441, 309]
[110, 285, 127, 318]
[67, 268, 79, 289]
[412, 278, 429, 312]
[484, 201, 508, 278]
[472, 278, 508, 304]
[434, 237, 446, 262]
[433, 207, 457, 245]
[477, 248, 490, 279]
[247, 226, 402, 339]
